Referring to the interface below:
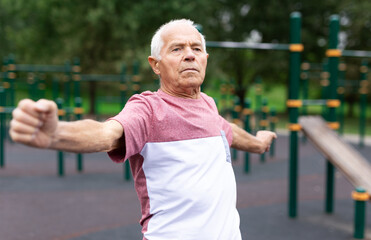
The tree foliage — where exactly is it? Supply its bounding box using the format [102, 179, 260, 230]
[0, 0, 370, 110]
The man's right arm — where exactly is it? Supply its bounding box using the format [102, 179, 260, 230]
[10, 99, 124, 153]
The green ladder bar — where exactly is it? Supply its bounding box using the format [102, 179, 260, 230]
[56, 98, 65, 177]
[337, 62, 346, 136]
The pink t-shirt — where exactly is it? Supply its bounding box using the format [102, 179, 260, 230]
[108, 89, 241, 240]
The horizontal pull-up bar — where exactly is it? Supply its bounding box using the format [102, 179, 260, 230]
[342, 50, 371, 58]
[206, 41, 291, 51]
[10, 64, 72, 73]
[80, 74, 126, 82]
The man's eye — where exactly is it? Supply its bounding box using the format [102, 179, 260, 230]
[194, 48, 202, 52]
[172, 48, 180, 52]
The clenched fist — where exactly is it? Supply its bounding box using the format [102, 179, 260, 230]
[10, 99, 59, 148]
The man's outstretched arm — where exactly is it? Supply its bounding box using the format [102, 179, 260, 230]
[229, 123, 277, 154]
[9, 99, 124, 153]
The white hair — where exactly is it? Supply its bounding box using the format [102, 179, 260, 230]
[150, 19, 207, 60]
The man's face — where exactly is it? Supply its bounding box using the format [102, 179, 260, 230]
[152, 24, 209, 96]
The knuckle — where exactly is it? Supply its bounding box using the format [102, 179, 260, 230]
[18, 99, 33, 108]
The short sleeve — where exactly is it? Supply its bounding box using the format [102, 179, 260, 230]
[107, 94, 152, 163]
[220, 116, 233, 146]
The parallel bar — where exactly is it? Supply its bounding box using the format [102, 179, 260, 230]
[206, 41, 290, 51]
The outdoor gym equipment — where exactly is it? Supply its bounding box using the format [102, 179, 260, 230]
[288, 14, 371, 220]
[300, 116, 371, 239]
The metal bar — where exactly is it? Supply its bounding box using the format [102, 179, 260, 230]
[288, 11, 302, 218]
[80, 74, 125, 82]
[302, 99, 327, 106]
[206, 41, 290, 51]
[14, 64, 71, 72]
[325, 14, 340, 214]
[244, 99, 251, 174]
[342, 50, 371, 58]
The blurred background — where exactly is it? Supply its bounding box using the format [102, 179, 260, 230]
[0, 0, 370, 133]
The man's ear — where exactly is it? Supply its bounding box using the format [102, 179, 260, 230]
[148, 56, 160, 75]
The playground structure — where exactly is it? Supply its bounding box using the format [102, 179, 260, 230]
[287, 14, 371, 239]
[299, 116, 371, 239]
[300, 55, 369, 146]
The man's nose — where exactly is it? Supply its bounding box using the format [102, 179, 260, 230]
[184, 47, 195, 61]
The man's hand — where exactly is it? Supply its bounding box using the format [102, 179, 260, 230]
[9, 99, 58, 148]
[256, 130, 277, 153]
[230, 123, 278, 154]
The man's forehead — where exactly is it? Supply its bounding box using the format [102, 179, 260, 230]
[162, 24, 202, 45]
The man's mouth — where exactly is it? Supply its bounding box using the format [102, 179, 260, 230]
[181, 68, 199, 73]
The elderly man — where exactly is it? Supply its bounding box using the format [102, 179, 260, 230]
[10, 19, 276, 240]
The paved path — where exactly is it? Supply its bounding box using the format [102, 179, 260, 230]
[1, 134, 370, 240]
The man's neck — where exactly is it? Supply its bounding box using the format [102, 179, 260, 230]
[160, 86, 201, 99]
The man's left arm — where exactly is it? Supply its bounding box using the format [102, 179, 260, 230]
[229, 123, 277, 154]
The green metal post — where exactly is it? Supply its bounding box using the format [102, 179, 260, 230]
[321, 61, 330, 119]
[220, 80, 228, 113]
[64, 61, 71, 119]
[2, 58, 9, 108]
[243, 99, 251, 173]
[260, 99, 268, 163]
[352, 187, 369, 239]
[27, 73, 35, 100]
[269, 108, 277, 158]
[359, 60, 368, 148]
[32, 75, 39, 101]
[300, 62, 309, 143]
[75, 97, 83, 172]
[0, 87, 5, 168]
[56, 98, 65, 177]
[337, 62, 346, 136]
[288, 11, 302, 218]
[7, 57, 16, 107]
[325, 14, 340, 214]
[52, 77, 59, 101]
[255, 76, 263, 132]
[73, 58, 81, 99]
[38, 73, 46, 99]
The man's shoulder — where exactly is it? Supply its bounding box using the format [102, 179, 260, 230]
[128, 90, 160, 102]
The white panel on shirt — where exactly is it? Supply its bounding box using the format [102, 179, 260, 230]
[141, 133, 241, 240]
